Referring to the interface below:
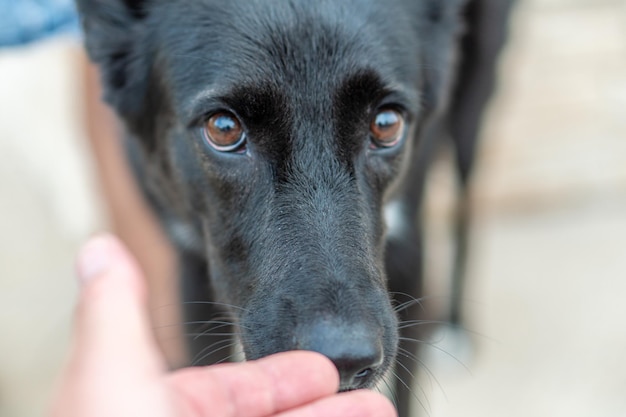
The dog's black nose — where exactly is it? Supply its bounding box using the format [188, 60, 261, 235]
[297, 320, 383, 390]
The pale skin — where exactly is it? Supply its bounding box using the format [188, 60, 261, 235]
[50, 234, 397, 417]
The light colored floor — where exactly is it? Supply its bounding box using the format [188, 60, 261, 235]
[0, 1, 625, 416]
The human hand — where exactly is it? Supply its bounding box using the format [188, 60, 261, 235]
[50, 234, 396, 417]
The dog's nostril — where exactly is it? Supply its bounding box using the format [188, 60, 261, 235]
[354, 367, 373, 379]
[333, 352, 382, 390]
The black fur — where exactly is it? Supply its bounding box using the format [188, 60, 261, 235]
[77, 0, 513, 415]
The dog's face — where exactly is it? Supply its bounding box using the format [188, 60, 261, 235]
[79, 0, 464, 389]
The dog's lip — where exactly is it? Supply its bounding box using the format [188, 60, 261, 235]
[338, 377, 375, 392]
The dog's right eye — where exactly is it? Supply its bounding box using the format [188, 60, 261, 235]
[203, 112, 246, 152]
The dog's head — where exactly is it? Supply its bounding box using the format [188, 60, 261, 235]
[78, 0, 464, 389]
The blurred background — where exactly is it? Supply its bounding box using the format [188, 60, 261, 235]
[0, 0, 625, 416]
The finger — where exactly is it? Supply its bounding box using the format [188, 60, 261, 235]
[275, 390, 397, 417]
[70, 234, 165, 378]
[169, 351, 340, 417]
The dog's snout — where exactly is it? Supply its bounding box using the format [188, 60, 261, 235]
[297, 320, 383, 390]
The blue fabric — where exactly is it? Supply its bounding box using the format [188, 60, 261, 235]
[0, 0, 80, 47]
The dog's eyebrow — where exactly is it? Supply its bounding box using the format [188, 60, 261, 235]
[378, 88, 421, 116]
[183, 88, 230, 125]
[336, 70, 421, 117]
[183, 83, 287, 129]
[379, 83, 421, 115]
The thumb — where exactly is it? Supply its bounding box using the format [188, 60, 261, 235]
[70, 234, 166, 378]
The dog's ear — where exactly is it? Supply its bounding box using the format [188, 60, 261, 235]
[418, 0, 468, 114]
[76, 0, 151, 117]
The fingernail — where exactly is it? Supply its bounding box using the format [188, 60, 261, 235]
[77, 235, 113, 286]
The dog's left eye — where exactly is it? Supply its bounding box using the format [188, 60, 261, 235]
[203, 112, 246, 152]
[370, 109, 405, 148]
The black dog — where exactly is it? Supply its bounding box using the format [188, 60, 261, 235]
[77, 0, 513, 415]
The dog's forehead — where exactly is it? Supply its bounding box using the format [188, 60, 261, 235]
[156, 0, 420, 110]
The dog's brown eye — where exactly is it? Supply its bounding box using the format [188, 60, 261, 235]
[370, 109, 405, 148]
[204, 112, 245, 151]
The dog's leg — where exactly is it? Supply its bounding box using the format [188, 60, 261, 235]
[447, 0, 516, 327]
[179, 250, 234, 367]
